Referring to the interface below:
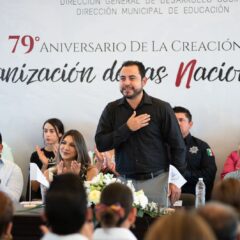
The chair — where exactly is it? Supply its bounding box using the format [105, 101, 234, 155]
[180, 193, 195, 207]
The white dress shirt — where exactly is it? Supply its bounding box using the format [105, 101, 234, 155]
[93, 228, 137, 240]
[41, 232, 88, 240]
[2, 142, 14, 162]
[0, 158, 23, 202]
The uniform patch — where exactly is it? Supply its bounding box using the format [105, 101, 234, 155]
[189, 146, 199, 154]
[206, 148, 214, 156]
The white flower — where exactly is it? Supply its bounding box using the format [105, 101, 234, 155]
[85, 173, 163, 218]
[84, 181, 91, 189]
[86, 173, 116, 204]
[133, 190, 148, 208]
[91, 173, 103, 184]
[88, 190, 101, 204]
[127, 180, 135, 192]
[103, 174, 117, 185]
[145, 202, 158, 212]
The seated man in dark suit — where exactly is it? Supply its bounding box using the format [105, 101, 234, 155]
[173, 106, 217, 200]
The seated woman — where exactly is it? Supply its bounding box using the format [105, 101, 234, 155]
[221, 145, 240, 179]
[145, 209, 216, 240]
[0, 191, 13, 240]
[29, 118, 64, 200]
[45, 129, 98, 182]
[93, 182, 137, 240]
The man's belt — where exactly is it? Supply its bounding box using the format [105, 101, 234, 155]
[122, 169, 166, 181]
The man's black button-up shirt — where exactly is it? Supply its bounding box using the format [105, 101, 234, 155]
[95, 91, 186, 176]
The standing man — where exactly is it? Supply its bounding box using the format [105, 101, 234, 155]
[95, 61, 186, 206]
[173, 106, 217, 200]
[0, 133, 23, 202]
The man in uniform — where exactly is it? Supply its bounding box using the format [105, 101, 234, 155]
[173, 106, 217, 200]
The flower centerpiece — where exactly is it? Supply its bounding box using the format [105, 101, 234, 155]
[85, 173, 118, 204]
[85, 173, 169, 218]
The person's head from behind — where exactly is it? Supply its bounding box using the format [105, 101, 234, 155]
[119, 60, 147, 100]
[173, 106, 193, 138]
[96, 182, 136, 229]
[44, 173, 87, 235]
[197, 202, 239, 240]
[0, 191, 13, 239]
[145, 209, 216, 240]
[57, 129, 90, 166]
[211, 178, 240, 218]
[42, 118, 64, 146]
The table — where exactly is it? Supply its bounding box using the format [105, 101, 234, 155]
[13, 203, 44, 240]
[13, 203, 156, 240]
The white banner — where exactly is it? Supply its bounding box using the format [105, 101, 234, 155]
[1, 0, 239, 189]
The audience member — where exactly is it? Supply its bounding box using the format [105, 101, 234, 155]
[1, 142, 14, 162]
[29, 118, 64, 200]
[211, 178, 240, 218]
[94, 148, 118, 176]
[0, 191, 13, 240]
[93, 182, 137, 240]
[221, 146, 240, 179]
[41, 173, 89, 240]
[173, 106, 217, 200]
[0, 133, 23, 202]
[145, 209, 216, 240]
[197, 202, 240, 240]
[45, 129, 98, 182]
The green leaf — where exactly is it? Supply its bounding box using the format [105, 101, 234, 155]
[137, 209, 144, 218]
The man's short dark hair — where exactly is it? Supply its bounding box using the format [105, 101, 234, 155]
[120, 60, 146, 79]
[173, 106, 192, 122]
[45, 173, 87, 235]
[0, 133, 2, 144]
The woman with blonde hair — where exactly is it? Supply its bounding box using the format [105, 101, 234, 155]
[45, 129, 98, 182]
[0, 191, 13, 240]
[145, 210, 216, 240]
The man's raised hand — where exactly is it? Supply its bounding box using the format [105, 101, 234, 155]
[127, 111, 151, 131]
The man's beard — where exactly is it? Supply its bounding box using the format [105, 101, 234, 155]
[120, 87, 143, 99]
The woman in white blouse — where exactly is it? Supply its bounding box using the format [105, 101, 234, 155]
[93, 182, 137, 240]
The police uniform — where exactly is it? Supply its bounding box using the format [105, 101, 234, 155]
[183, 133, 217, 200]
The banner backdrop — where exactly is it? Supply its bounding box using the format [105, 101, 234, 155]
[1, 0, 239, 190]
